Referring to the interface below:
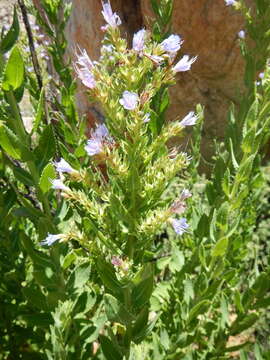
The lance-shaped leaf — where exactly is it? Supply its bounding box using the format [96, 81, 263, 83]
[100, 335, 122, 360]
[2, 46, 24, 91]
[0, 123, 33, 161]
[131, 263, 154, 309]
[96, 259, 124, 301]
[104, 294, 134, 325]
[39, 163, 56, 193]
[230, 312, 259, 336]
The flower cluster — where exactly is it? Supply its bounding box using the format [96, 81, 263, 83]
[43, 1, 199, 246]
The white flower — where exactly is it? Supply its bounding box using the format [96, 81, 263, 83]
[225, 0, 236, 5]
[119, 91, 139, 110]
[51, 179, 70, 192]
[101, 1, 122, 29]
[54, 158, 75, 174]
[171, 218, 189, 235]
[173, 55, 197, 72]
[179, 111, 198, 126]
[133, 29, 146, 52]
[238, 30, 245, 39]
[40, 233, 63, 246]
[259, 72, 265, 79]
[161, 34, 183, 54]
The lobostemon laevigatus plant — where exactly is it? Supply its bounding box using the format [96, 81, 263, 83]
[38, 1, 198, 358]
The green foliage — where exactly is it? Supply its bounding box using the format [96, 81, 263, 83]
[0, 0, 269, 359]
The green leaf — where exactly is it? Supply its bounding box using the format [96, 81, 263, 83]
[132, 263, 154, 308]
[67, 262, 91, 290]
[212, 237, 228, 258]
[96, 259, 123, 300]
[132, 314, 159, 344]
[132, 307, 149, 341]
[236, 154, 255, 183]
[0, 124, 33, 161]
[100, 335, 122, 360]
[0, 7, 20, 54]
[187, 300, 211, 324]
[61, 251, 77, 270]
[230, 313, 259, 336]
[220, 295, 230, 328]
[104, 294, 133, 325]
[39, 163, 56, 193]
[13, 166, 34, 186]
[34, 125, 56, 170]
[169, 248, 185, 273]
[183, 278, 194, 305]
[73, 290, 96, 315]
[2, 46, 24, 91]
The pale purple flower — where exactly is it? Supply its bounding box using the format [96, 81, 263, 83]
[54, 158, 75, 174]
[171, 218, 189, 235]
[133, 29, 146, 52]
[40, 233, 63, 246]
[51, 179, 70, 192]
[75, 48, 96, 89]
[161, 34, 183, 54]
[93, 124, 109, 139]
[85, 138, 103, 156]
[238, 30, 245, 39]
[170, 189, 192, 214]
[225, 0, 236, 5]
[119, 91, 139, 110]
[171, 201, 186, 215]
[173, 55, 197, 72]
[76, 48, 93, 68]
[259, 72, 265, 79]
[75, 67, 96, 88]
[85, 124, 110, 156]
[143, 113, 151, 123]
[101, 1, 121, 29]
[180, 111, 198, 126]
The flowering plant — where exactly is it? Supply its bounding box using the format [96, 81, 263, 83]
[0, 0, 270, 359]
